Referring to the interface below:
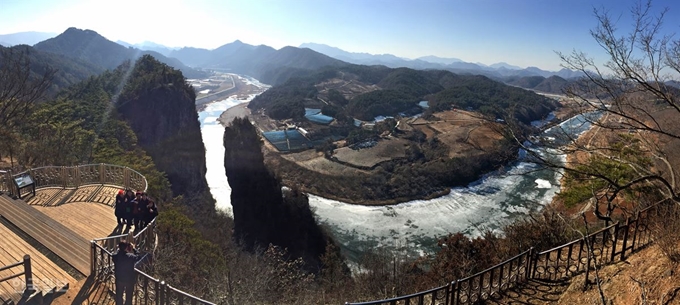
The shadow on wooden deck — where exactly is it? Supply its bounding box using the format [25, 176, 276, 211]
[67, 275, 114, 305]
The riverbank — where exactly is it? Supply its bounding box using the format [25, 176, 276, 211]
[216, 100, 586, 207]
[217, 102, 250, 126]
[200, 83, 596, 258]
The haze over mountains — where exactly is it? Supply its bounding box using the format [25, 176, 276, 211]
[298, 42, 584, 80]
[1, 28, 582, 94]
[0, 31, 56, 47]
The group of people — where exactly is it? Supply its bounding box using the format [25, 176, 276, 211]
[114, 189, 158, 232]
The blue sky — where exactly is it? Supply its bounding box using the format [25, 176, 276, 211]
[1, 0, 679, 70]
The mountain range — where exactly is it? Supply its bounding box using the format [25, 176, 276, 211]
[116, 40, 180, 57]
[298, 42, 583, 80]
[0, 31, 57, 47]
[3, 29, 583, 93]
[166, 40, 345, 84]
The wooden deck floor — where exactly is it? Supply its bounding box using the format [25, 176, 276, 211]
[33, 202, 119, 242]
[26, 185, 120, 208]
[0, 195, 90, 276]
[0, 186, 127, 304]
[0, 220, 75, 304]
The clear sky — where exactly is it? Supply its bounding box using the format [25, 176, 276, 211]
[1, 0, 679, 71]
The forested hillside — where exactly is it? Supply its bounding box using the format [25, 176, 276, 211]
[249, 64, 557, 124]
[505, 75, 569, 94]
[0, 45, 103, 95]
[34, 27, 207, 79]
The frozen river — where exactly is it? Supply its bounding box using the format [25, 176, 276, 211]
[197, 75, 596, 260]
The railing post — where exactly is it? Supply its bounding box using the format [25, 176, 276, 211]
[159, 281, 165, 305]
[620, 217, 629, 261]
[75, 166, 80, 187]
[125, 167, 131, 190]
[23, 255, 34, 293]
[1, 170, 7, 195]
[526, 247, 534, 280]
[610, 222, 619, 262]
[90, 241, 96, 276]
[631, 211, 641, 251]
[7, 169, 14, 197]
[100, 163, 105, 184]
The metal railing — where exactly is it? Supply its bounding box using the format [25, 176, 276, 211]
[90, 217, 215, 305]
[136, 271, 215, 305]
[347, 202, 663, 305]
[0, 170, 10, 194]
[0, 164, 214, 304]
[3, 163, 148, 198]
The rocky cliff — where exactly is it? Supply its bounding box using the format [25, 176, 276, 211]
[116, 55, 208, 196]
[223, 117, 328, 269]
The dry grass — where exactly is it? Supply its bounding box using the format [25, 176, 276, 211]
[332, 137, 408, 168]
[428, 110, 505, 158]
[556, 244, 680, 305]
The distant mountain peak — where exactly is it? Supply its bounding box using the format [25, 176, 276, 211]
[0, 31, 58, 46]
[416, 55, 464, 65]
[489, 62, 523, 70]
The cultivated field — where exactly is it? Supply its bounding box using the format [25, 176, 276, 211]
[414, 110, 505, 158]
[315, 73, 380, 100]
[280, 149, 371, 176]
[333, 137, 409, 168]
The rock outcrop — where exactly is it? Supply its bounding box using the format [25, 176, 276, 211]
[117, 55, 208, 196]
[223, 117, 327, 269]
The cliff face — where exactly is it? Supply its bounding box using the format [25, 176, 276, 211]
[223, 117, 327, 269]
[117, 55, 208, 196]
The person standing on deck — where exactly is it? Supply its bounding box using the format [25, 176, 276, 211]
[137, 192, 149, 228]
[143, 196, 158, 228]
[123, 189, 136, 231]
[113, 241, 141, 305]
[132, 191, 143, 232]
[115, 190, 126, 226]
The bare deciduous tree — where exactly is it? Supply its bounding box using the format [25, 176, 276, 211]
[0, 46, 54, 128]
[0, 46, 54, 167]
[523, 0, 680, 222]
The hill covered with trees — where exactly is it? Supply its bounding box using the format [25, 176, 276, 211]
[249, 64, 557, 124]
[0, 44, 104, 96]
[34, 27, 207, 79]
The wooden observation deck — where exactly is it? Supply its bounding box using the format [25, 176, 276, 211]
[0, 164, 147, 304]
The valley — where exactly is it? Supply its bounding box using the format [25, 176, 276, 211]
[4, 3, 678, 301]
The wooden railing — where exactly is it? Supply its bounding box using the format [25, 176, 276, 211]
[347, 203, 662, 305]
[3, 164, 148, 198]
[0, 255, 34, 294]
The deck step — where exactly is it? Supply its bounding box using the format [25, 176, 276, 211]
[55, 189, 78, 206]
[83, 185, 104, 203]
[0, 195, 90, 276]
